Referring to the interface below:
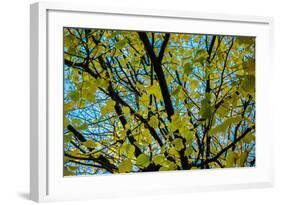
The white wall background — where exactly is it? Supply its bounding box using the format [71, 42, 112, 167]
[0, 0, 280, 204]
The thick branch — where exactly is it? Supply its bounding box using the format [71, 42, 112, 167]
[158, 33, 170, 62]
[67, 124, 86, 142]
[138, 32, 174, 120]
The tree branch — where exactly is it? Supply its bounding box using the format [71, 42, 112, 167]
[138, 32, 174, 120]
[195, 125, 255, 167]
[158, 33, 170, 62]
[65, 126, 118, 172]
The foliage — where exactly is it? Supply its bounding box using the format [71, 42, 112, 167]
[63, 28, 255, 175]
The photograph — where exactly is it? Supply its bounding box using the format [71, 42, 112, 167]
[63, 28, 256, 176]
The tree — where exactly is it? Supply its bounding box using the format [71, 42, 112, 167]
[63, 28, 255, 176]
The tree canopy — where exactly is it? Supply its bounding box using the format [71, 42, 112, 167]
[63, 28, 255, 176]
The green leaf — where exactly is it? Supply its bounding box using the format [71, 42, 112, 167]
[123, 107, 131, 115]
[148, 115, 159, 128]
[243, 58, 255, 76]
[109, 32, 118, 39]
[236, 36, 254, 45]
[172, 138, 184, 151]
[64, 33, 78, 54]
[226, 151, 238, 167]
[72, 118, 81, 126]
[148, 84, 162, 99]
[79, 122, 88, 130]
[210, 116, 242, 135]
[82, 84, 96, 103]
[171, 86, 181, 96]
[227, 116, 242, 124]
[69, 148, 81, 156]
[91, 151, 101, 158]
[119, 159, 132, 173]
[195, 49, 209, 64]
[183, 62, 193, 75]
[82, 140, 96, 149]
[64, 133, 72, 144]
[152, 155, 166, 165]
[139, 93, 150, 107]
[159, 160, 177, 170]
[136, 153, 150, 168]
[168, 147, 178, 156]
[179, 127, 193, 144]
[200, 96, 213, 119]
[64, 167, 74, 176]
[64, 101, 75, 112]
[241, 75, 255, 95]
[189, 79, 200, 90]
[101, 99, 116, 115]
[226, 151, 235, 167]
[126, 144, 135, 159]
[68, 90, 80, 101]
[184, 145, 193, 156]
[168, 113, 182, 132]
[216, 102, 230, 117]
[239, 152, 248, 166]
[120, 142, 127, 155]
[242, 133, 255, 144]
[159, 166, 170, 171]
[115, 39, 127, 49]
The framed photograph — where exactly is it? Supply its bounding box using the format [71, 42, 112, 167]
[30, 2, 274, 202]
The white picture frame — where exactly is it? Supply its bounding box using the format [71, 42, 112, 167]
[30, 1, 274, 202]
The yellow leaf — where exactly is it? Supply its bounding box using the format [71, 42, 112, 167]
[243, 58, 255, 76]
[123, 107, 130, 115]
[184, 145, 193, 156]
[239, 152, 248, 166]
[190, 80, 199, 90]
[126, 144, 135, 159]
[64, 101, 75, 112]
[243, 133, 255, 144]
[152, 155, 166, 165]
[148, 84, 162, 100]
[115, 39, 127, 49]
[82, 140, 96, 149]
[226, 151, 239, 167]
[101, 99, 115, 115]
[136, 154, 150, 168]
[173, 138, 184, 151]
[68, 90, 80, 101]
[183, 62, 193, 75]
[148, 115, 159, 128]
[119, 159, 132, 173]
[210, 116, 242, 135]
[69, 148, 81, 157]
[171, 86, 181, 96]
